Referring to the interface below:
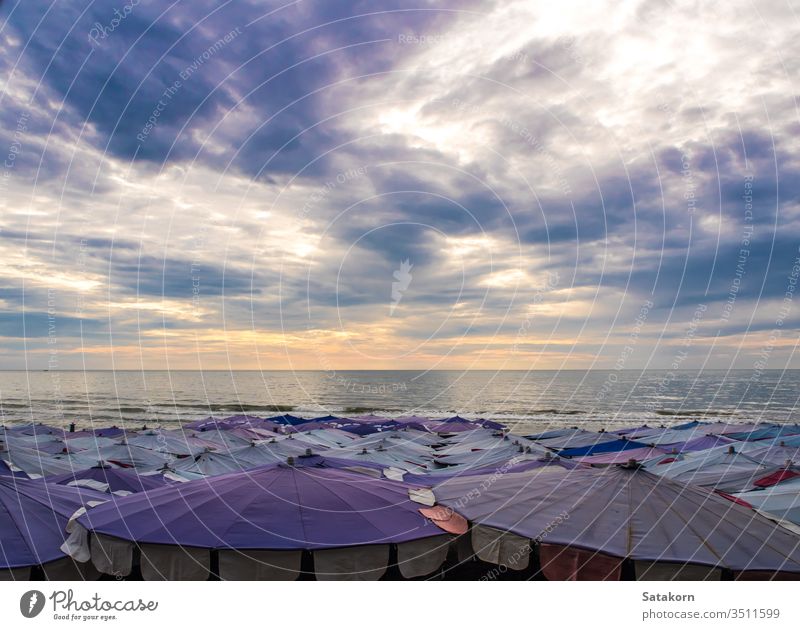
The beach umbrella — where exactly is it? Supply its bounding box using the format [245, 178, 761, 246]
[73, 461, 452, 581]
[338, 423, 381, 436]
[5, 434, 66, 455]
[394, 416, 434, 432]
[335, 446, 429, 473]
[558, 438, 650, 458]
[0, 477, 108, 579]
[732, 478, 800, 529]
[0, 460, 28, 479]
[430, 420, 482, 434]
[294, 421, 339, 432]
[188, 429, 251, 451]
[660, 435, 736, 453]
[535, 430, 617, 451]
[525, 428, 581, 440]
[422, 465, 800, 579]
[292, 428, 357, 448]
[92, 444, 174, 469]
[3, 447, 96, 477]
[9, 423, 64, 437]
[169, 447, 280, 477]
[184, 416, 233, 431]
[651, 447, 769, 491]
[752, 467, 800, 488]
[264, 414, 312, 426]
[575, 446, 667, 466]
[393, 454, 576, 486]
[63, 436, 118, 451]
[76, 426, 129, 439]
[742, 444, 800, 467]
[44, 464, 170, 494]
[127, 430, 209, 457]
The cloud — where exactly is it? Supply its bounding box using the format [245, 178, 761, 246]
[0, 0, 798, 369]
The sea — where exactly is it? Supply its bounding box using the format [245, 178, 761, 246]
[1, 369, 799, 434]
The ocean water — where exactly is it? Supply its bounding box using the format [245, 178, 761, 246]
[1, 370, 799, 433]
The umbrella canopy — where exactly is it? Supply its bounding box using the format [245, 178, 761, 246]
[426, 465, 800, 572]
[264, 414, 313, 426]
[0, 477, 108, 569]
[93, 444, 173, 469]
[743, 444, 800, 467]
[187, 429, 251, 451]
[575, 446, 667, 465]
[535, 431, 617, 450]
[126, 431, 209, 456]
[733, 477, 800, 528]
[0, 460, 28, 478]
[63, 436, 118, 451]
[558, 438, 650, 458]
[79, 461, 444, 549]
[660, 435, 736, 453]
[653, 451, 770, 492]
[44, 465, 170, 494]
[727, 425, 800, 441]
[5, 434, 66, 454]
[169, 447, 280, 476]
[3, 447, 96, 477]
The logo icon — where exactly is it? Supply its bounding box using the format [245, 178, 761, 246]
[20, 590, 45, 618]
[390, 259, 413, 315]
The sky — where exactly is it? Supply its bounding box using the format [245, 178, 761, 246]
[0, 0, 799, 371]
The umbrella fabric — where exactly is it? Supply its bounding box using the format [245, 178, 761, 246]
[79, 462, 445, 550]
[184, 417, 234, 431]
[0, 477, 108, 568]
[291, 429, 357, 449]
[264, 414, 313, 426]
[660, 435, 736, 453]
[743, 445, 800, 467]
[169, 447, 281, 476]
[187, 429, 251, 451]
[93, 444, 173, 469]
[524, 428, 581, 440]
[338, 423, 381, 436]
[575, 446, 667, 465]
[642, 427, 717, 446]
[558, 438, 650, 458]
[728, 425, 800, 441]
[5, 447, 96, 477]
[63, 436, 118, 451]
[535, 431, 617, 450]
[393, 416, 434, 432]
[5, 435, 66, 455]
[45, 466, 169, 494]
[9, 424, 64, 437]
[127, 431, 209, 456]
[0, 460, 28, 478]
[733, 478, 800, 527]
[428, 466, 800, 571]
[753, 468, 800, 488]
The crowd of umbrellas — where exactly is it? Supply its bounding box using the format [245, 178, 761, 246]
[2, 413, 800, 580]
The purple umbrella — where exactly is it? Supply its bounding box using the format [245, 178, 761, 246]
[0, 460, 28, 479]
[44, 465, 170, 494]
[660, 435, 736, 453]
[79, 461, 444, 549]
[428, 465, 800, 575]
[0, 477, 108, 570]
[264, 414, 312, 426]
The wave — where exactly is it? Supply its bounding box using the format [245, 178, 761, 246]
[342, 406, 402, 414]
[654, 409, 735, 417]
[150, 403, 295, 412]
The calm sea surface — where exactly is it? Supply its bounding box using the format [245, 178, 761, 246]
[1, 370, 798, 433]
